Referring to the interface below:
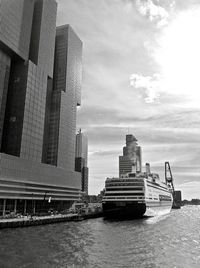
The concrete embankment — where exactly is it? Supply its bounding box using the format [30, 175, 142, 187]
[0, 212, 103, 229]
[82, 211, 103, 219]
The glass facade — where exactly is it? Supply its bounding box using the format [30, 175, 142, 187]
[0, 0, 34, 60]
[75, 131, 89, 194]
[0, 0, 83, 214]
[29, 0, 57, 77]
[20, 61, 48, 162]
[1, 60, 28, 156]
[119, 135, 142, 176]
[45, 25, 83, 170]
[0, 50, 11, 148]
[75, 132, 88, 166]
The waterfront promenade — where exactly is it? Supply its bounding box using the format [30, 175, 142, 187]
[0, 210, 103, 229]
[0, 214, 79, 229]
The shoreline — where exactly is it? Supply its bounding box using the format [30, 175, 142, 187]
[0, 212, 103, 230]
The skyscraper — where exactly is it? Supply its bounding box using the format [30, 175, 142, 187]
[43, 25, 82, 169]
[0, 0, 82, 216]
[119, 134, 142, 176]
[75, 130, 89, 195]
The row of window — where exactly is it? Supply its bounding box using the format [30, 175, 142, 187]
[106, 183, 144, 187]
[106, 187, 143, 191]
[105, 193, 144, 196]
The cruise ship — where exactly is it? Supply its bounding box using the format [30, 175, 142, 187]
[102, 164, 173, 218]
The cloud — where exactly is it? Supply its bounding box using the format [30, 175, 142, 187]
[130, 73, 160, 103]
[56, 0, 200, 196]
[136, 0, 170, 27]
[149, 6, 200, 109]
[90, 150, 120, 157]
[77, 105, 200, 174]
[177, 181, 200, 200]
[173, 0, 200, 11]
[78, 105, 200, 133]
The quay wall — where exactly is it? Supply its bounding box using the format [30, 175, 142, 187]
[0, 212, 103, 229]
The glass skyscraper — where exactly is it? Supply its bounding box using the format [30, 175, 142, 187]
[119, 135, 142, 177]
[0, 0, 82, 215]
[75, 130, 89, 195]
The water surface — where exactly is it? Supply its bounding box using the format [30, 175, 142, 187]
[0, 206, 200, 268]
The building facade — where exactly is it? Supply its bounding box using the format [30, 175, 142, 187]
[75, 130, 89, 195]
[119, 134, 142, 177]
[0, 0, 82, 216]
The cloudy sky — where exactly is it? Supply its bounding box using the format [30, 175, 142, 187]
[57, 0, 200, 199]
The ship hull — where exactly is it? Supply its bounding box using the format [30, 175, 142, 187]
[103, 200, 172, 219]
[145, 201, 172, 217]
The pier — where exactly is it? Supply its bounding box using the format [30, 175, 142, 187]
[0, 211, 103, 229]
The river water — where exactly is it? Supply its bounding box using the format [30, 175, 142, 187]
[0, 206, 200, 268]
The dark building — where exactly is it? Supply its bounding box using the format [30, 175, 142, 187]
[173, 190, 182, 209]
[75, 131, 89, 195]
[75, 157, 85, 173]
[0, 0, 82, 216]
[119, 134, 142, 176]
[82, 167, 89, 194]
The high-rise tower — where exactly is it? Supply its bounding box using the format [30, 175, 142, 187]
[75, 130, 89, 195]
[119, 135, 142, 176]
[42, 25, 82, 169]
[0, 0, 82, 216]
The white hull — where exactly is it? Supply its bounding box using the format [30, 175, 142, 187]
[102, 172, 173, 218]
[145, 201, 172, 217]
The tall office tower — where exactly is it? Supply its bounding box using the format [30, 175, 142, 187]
[0, 0, 82, 216]
[2, 0, 57, 160]
[119, 134, 142, 177]
[43, 25, 82, 170]
[75, 129, 88, 166]
[75, 130, 89, 195]
[0, 0, 35, 151]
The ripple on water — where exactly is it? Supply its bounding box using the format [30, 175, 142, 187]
[0, 206, 200, 268]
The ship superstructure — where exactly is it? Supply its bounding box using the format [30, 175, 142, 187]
[102, 135, 173, 218]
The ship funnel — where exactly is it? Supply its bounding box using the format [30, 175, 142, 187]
[146, 163, 151, 174]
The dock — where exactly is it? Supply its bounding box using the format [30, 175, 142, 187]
[0, 212, 103, 229]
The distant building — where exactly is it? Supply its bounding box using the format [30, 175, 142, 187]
[119, 134, 142, 176]
[173, 190, 182, 208]
[82, 166, 89, 195]
[0, 0, 82, 216]
[75, 130, 89, 195]
[76, 129, 88, 166]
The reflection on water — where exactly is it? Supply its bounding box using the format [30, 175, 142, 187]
[0, 206, 200, 268]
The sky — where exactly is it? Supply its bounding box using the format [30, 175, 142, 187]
[56, 0, 200, 200]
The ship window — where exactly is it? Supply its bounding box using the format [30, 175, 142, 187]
[106, 188, 143, 191]
[128, 173, 136, 177]
[105, 193, 144, 196]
